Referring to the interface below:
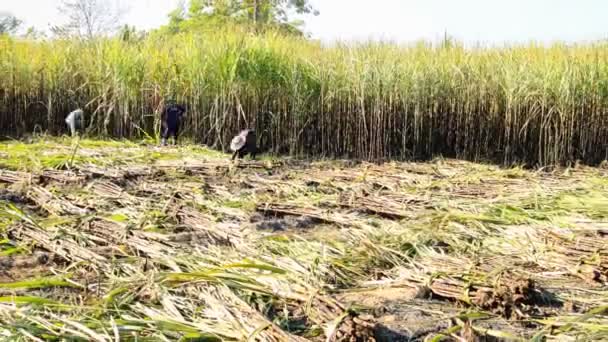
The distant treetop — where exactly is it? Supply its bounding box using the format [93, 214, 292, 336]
[0, 12, 22, 35]
[161, 0, 319, 37]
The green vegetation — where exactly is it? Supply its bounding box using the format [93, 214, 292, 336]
[2, 29, 608, 165]
[0, 140, 607, 340]
[164, 0, 318, 36]
[2, 2, 607, 339]
[0, 136, 223, 171]
[0, 13, 21, 35]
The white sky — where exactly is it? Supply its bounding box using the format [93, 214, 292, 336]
[2, 0, 607, 44]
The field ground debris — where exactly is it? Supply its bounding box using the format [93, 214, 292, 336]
[1, 137, 608, 341]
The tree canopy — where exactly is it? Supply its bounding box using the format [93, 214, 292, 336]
[162, 0, 318, 36]
[0, 12, 21, 35]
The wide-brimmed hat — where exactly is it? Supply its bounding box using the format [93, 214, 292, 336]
[230, 134, 246, 151]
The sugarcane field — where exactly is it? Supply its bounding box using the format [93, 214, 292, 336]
[1, 1, 608, 341]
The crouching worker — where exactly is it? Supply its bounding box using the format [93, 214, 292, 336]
[161, 100, 186, 146]
[65, 108, 84, 137]
[230, 129, 258, 160]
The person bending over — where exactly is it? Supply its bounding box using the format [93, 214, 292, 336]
[65, 108, 84, 137]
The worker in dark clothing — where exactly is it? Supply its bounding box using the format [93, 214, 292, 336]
[161, 100, 186, 146]
[230, 129, 258, 160]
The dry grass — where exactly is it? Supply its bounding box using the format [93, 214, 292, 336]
[0, 137, 607, 341]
